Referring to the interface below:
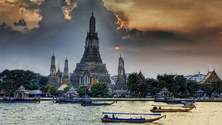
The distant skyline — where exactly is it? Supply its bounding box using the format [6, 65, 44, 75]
[0, 0, 222, 78]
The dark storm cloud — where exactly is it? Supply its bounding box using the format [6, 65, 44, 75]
[127, 28, 142, 35]
[14, 19, 27, 26]
[0, 0, 126, 75]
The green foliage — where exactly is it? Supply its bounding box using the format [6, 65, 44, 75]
[148, 74, 201, 97]
[43, 85, 58, 95]
[127, 73, 140, 94]
[134, 95, 139, 98]
[103, 95, 107, 98]
[63, 86, 71, 93]
[200, 84, 214, 96]
[29, 83, 39, 90]
[182, 92, 190, 98]
[91, 82, 109, 97]
[194, 95, 198, 98]
[127, 73, 150, 97]
[139, 82, 149, 97]
[121, 94, 126, 98]
[97, 94, 101, 98]
[211, 79, 222, 94]
[77, 86, 87, 95]
[187, 80, 200, 96]
[36, 75, 48, 87]
[0, 69, 46, 94]
[2, 79, 16, 94]
[50, 86, 58, 95]
[214, 95, 219, 98]
[172, 92, 179, 98]
[109, 93, 114, 98]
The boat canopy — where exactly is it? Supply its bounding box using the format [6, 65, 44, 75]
[102, 112, 161, 116]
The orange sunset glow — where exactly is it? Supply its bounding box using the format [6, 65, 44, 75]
[1, 0, 222, 79]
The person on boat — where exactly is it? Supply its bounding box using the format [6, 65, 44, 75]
[112, 114, 115, 118]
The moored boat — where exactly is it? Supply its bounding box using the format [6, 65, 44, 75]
[81, 102, 115, 106]
[101, 112, 166, 123]
[150, 106, 195, 112]
[56, 98, 92, 104]
[2, 97, 40, 103]
[167, 101, 195, 104]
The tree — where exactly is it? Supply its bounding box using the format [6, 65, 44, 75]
[77, 86, 87, 95]
[30, 83, 40, 90]
[212, 79, 222, 94]
[127, 73, 140, 95]
[91, 82, 109, 97]
[139, 82, 149, 97]
[146, 79, 158, 96]
[2, 79, 16, 95]
[185, 80, 199, 96]
[43, 86, 58, 95]
[50, 86, 58, 95]
[36, 75, 48, 87]
[63, 86, 71, 93]
[200, 84, 214, 96]
[0, 69, 37, 93]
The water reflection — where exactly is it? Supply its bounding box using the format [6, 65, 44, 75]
[0, 101, 221, 125]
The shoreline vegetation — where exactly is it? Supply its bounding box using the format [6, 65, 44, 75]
[1, 97, 222, 102]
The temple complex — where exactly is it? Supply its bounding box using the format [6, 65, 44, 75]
[70, 11, 111, 88]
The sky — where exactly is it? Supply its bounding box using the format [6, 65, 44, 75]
[0, 0, 222, 78]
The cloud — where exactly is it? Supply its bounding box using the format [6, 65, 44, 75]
[1, 0, 222, 79]
[14, 19, 27, 26]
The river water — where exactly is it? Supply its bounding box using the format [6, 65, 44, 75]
[0, 101, 221, 125]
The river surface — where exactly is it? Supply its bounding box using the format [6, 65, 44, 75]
[0, 101, 221, 125]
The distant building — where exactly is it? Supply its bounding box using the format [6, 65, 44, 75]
[138, 71, 145, 83]
[47, 54, 69, 87]
[57, 78, 77, 92]
[63, 58, 69, 81]
[115, 55, 127, 90]
[47, 54, 61, 87]
[200, 70, 220, 84]
[185, 70, 221, 84]
[184, 72, 206, 83]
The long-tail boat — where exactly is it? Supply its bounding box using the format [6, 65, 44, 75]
[81, 102, 115, 106]
[101, 112, 166, 123]
[2, 97, 40, 103]
[154, 97, 182, 103]
[56, 97, 92, 104]
[150, 105, 195, 112]
[167, 101, 195, 104]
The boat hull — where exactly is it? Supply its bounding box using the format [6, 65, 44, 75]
[81, 102, 114, 106]
[2, 99, 40, 103]
[101, 115, 166, 123]
[150, 107, 195, 112]
[57, 100, 92, 104]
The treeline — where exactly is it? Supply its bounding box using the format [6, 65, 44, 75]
[0, 69, 48, 94]
[127, 73, 222, 98]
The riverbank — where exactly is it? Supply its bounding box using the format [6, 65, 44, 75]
[1, 97, 222, 102]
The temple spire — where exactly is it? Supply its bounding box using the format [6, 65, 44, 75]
[89, 10, 95, 33]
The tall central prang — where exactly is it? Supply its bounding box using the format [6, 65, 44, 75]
[71, 11, 111, 88]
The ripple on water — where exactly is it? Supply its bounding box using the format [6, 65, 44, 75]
[0, 101, 222, 125]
